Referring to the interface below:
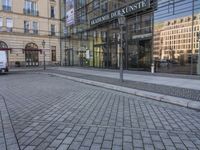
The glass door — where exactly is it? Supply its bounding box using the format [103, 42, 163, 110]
[94, 45, 104, 68]
[25, 51, 39, 67]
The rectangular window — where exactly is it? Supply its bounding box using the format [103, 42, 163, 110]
[32, 22, 38, 34]
[24, 0, 38, 16]
[24, 0, 36, 10]
[24, 21, 30, 33]
[50, 6, 55, 18]
[51, 24, 55, 36]
[0, 17, 3, 31]
[101, 2, 108, 13]
[6, 18, 13, 32]
[2, 0, 12, 11]
[51, 46, 56, 61]
[93, 1, 99, 9]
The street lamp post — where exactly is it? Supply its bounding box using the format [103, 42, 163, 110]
[197, 32, 200, 75]
[118, 14, 126, 82]
[42, 40, 46, 70]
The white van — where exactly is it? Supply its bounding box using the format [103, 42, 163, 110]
[0, 51, 8, 73]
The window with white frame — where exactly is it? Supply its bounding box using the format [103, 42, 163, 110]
[6, 18, 13, 32]
[24, 21, 30, 33]
[24, 0, 37, 10]
[2, 0, 12, 11]
[32, 22, 38, 34]
[24, 0, 38, 16]
[51, 24, 55, 36]
[50, 6, 55, 18]
[51, 46, 56, 61]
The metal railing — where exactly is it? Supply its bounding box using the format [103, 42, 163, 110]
[32, 30, 38, 34]
[24, 28, 30, 33]
[23, 9, 39, 16]
[3, 5, 11, 12]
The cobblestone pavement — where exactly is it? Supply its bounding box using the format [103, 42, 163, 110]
[0, 73, 200, 150]
[47, 69, 200, 101]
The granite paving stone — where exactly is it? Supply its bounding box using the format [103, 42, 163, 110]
[0, 72, 200, 149]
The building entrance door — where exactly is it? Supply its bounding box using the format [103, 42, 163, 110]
[25, 51, 39, 66]
[128, 39, 151, 70]
[25, 43, 39, 67]
[109, 43, 118, 69]
[65, 48, 74, 66]
[138, 39, 151, 68]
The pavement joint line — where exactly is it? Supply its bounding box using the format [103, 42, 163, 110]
[38, 72, 200, 111]
[12, 119, 200, 136]
[0, 94, 21, 150]
[0, 111, 7, 150]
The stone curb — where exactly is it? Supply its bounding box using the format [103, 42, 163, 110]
[44, 72, 200, 111]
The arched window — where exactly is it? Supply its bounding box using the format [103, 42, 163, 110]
[25, 42, 38, 49]
[0, 41, 8, 49]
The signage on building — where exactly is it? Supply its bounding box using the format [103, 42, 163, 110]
[90, 0, 151, 26]
[65, 0, 75, 26]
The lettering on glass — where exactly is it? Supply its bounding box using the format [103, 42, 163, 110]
[90, 0, 150, 26]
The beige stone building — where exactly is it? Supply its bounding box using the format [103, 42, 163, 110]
[0, 0, 61, 67]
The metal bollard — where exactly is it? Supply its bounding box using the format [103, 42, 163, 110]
[151, 63, 155, 74]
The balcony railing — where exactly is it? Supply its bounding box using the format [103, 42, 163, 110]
[33, 30, 38, 34]
[23, 9, 39, 16]
[51, 13, 55, 18]
[24, 28, 30, 33]
[6, 27, 12, 32]
[51, 31, 55, 36]
[3, 5, 11, 12]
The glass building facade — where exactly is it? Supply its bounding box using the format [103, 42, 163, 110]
[154, 0, 200, 74]
[61, 0, 200, 75]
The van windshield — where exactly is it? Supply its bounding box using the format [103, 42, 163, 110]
[0, 51, 7, 61]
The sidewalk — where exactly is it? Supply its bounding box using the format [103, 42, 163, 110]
[9, 66, 200, 109]
[50, 67, 200, 91]
[42, 67, 200, 110]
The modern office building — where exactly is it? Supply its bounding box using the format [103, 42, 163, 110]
[0, 0, 61, 67]
[61, 0, 155, 70]
[62, 0, 200, 75]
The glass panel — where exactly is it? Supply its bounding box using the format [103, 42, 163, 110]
[110, 43, 118, 69]
[25, 51, 39, 66]
[6, 18, 13, 27]
[153, 0, 194, 74]
[51, 24, 55, 35]
[127, 12, 152, 70]
[3, 0, 11, 6]
[194, 0, 200, 74]
[51, 6, 55, 18]
[51, 46, 56, 61]
[94, 46, 104, 68]
[24, 21, 30, 32]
